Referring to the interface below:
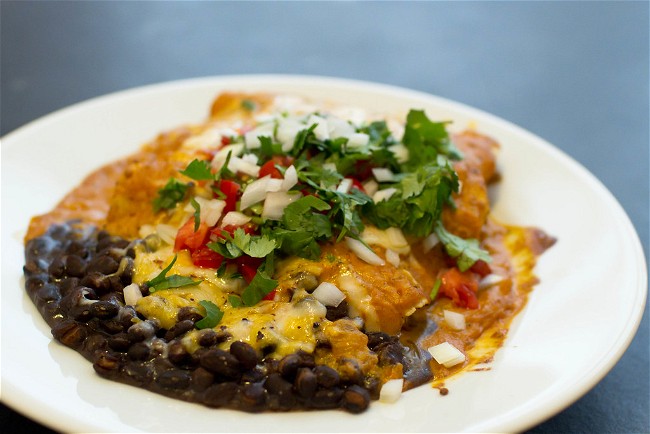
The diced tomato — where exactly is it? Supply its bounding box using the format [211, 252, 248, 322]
[440, 267, 479, 309]
[354, 160, 373, 180]
[191, 246, 224, 269]
[271, 155, 295, 167]
[174, 219, 209, 252]
[349, 177, 366, 193]
[215, 179, 241, 213]
[239, 264, 258, 283]
[259, 160, 283, 179]
[211, 223, 257, 241]
[470, 259, 491, 278]
[221, 136, 231, 146]
[234, 255, 263, 283]
[262, 289, 277, 301]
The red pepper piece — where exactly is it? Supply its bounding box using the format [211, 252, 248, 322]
[439, 267, 479, 309]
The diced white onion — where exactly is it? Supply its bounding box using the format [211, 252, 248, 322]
[423, 232, 440, 253]
[244, 125, 274, 149]
[182, 128, 221, 150]
[240, 176, 273, 210]
[327, 116, 356, 138]
[221, 211, 251, 227]
[123, 283, 143, 306]
[345, 237, 385, 266]
[211, 144, 244, 171]
[337, 178, 353, 194]
[312, 282, 346, 307]
[322, 162, 338, 172]
[443, 310, 466, 330]
[379, 378, 404, 403]
[479, 273, 505, 290]
[362, 179, 379, 196]
[386, 227, 408, 250]
[389, 143, 409, 164]
[308, 114, 330, 141]
[155, 224, 178, 245]
[138, 224, 155, 238]
[346, 133, 369, 149]
[241, 153, 259, 165]
[262, 191, 301, 220]
[373, 188, 397, 203]
[281, 165, 298, 191]
[385, 249, 400, 268]
[227, 156, 261, 177]
[372, 167, 396, 182]
[428, 342, 466, 368]
[277, 118, 304, 152]
[193, 198, 226, 227]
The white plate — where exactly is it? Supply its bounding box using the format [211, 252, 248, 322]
[1, 75, 647, 433]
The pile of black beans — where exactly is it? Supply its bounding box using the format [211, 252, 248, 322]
[23, 222, 410, 413]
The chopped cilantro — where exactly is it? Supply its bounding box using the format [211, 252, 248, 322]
[430, 278, 442, 300]
[434, 222, 491, 272]
[180, 159, 215, 181]
[207, 229, 276, 259]
[153, 178, 189, 212]
[146, 255, 202, 292]
[241, 99, 257, 111]
[401, 109, 462, 170]
[228, 295, 244, 307]
[190, 197, 201, 231]
[195, 300, 224, 329]
[241, 269, 278, 306]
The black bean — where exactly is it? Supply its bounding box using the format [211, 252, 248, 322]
[164, 319, 195, 341]
[200, 348, 241, 378]
[241, 367, 265, 384]
[64, 255, 86, 277]
[191, 367, 215, 392]
[128, 342, 151, 361]
[68, 304, 93, 322]
[314, 365, 340, 388]
[197, 329, 218, 347]
[59, 277, 80, 296]
[366, 331, 393, 350]
[177, 306, 203, 323]
[229, 341, 258, 370]
[64, 240, 87, 256]
[80, 271, 111, 292]
[364, 376, 382, 400]
[325, 300, 349, 321]
[83, 334, 107, 354]
[341, 385, 370, 413]
[108, 333, 131, 351]
[51, 320, 87, 348]
[24, 275, 47, 294]
[264, 373, 296, 410]
[278, 353, 301, 380]
[36, 283, 60, 302]
[203, 382, 239, 407]
[310, 388, 344, 409]
[90, 300, 119, 319]
[124, 362, 153, 385]
[23, 259, 45, 276]
[87, 255, 119, 275]
[337, 358, 364, 385]
[101, 319, 125, 335]
[240, 382, 266, 408]
[47, 256, 65, 278]
[93, 352, 121, 376]
[296, 351, 316, 368]
[157, 370, 191, 390]
[168, 340, 189, 365]
[128, 321, 156, 342]
[377, 342, 404, 366]
[294, 367, 317, 398]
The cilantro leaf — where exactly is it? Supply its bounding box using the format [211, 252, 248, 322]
[401, 109, 462, 170]
[241, 99, 257, 112]
[195, 300, 224, 329]
[259, 136, 283, 160]
[146, 255, 202, 292]
[430, 278, 442, 300]
[180, 159, 215, 181]
[228, 295, 243, 307]
[434, 222, 491, 272]
[207, 229, 277, 259]
[153, 178, 189, 212]
[190, 197, 201, 231]
[241, 270, 277, 306]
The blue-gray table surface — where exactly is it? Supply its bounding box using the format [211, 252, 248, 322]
[1, 2, 648, 433]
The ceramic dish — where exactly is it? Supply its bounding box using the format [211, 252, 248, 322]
[1, 75, 646, 432]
